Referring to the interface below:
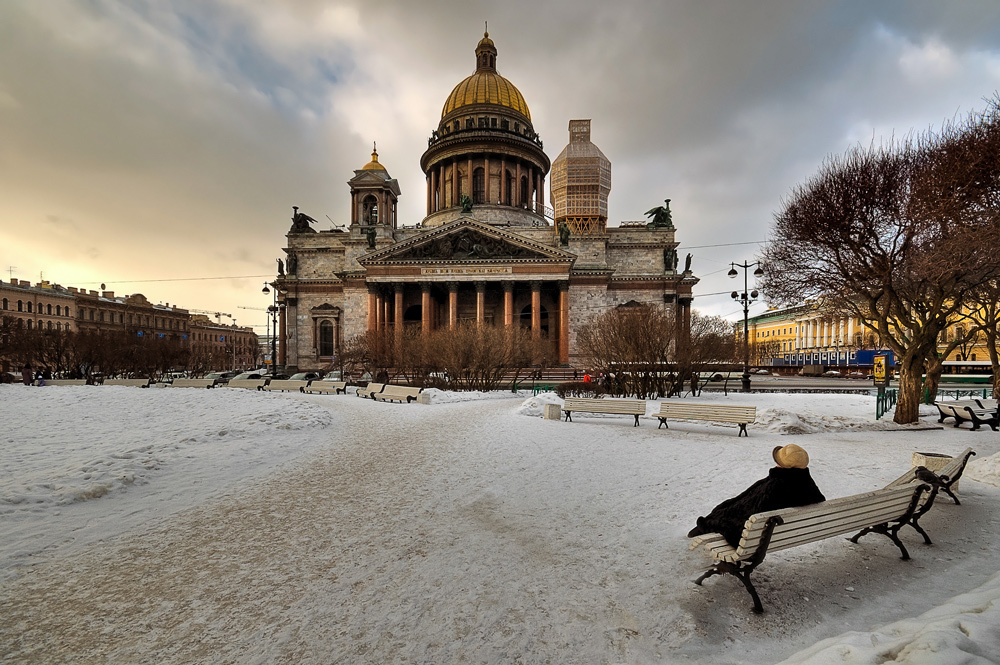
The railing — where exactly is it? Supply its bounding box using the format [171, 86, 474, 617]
[924, 387, 991, 403]
[876, 388, 897, 420]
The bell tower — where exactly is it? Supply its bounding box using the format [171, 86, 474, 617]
[550, 119, 611, 235]
[348, 144, 401, 231]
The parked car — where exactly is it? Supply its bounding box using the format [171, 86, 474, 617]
[289, 372, 322, 382]
[231, 372, 263, 381]
[753, 369, 771, 375]
[205, 371, 238, 385]
[845, 371, 866, 379]
[822, 370, 842, 377]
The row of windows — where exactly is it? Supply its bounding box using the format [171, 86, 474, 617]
[7, 319, 70, 331]
[1, 298, 72, 317]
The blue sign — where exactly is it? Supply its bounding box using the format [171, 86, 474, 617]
[137, 331, 143, 337]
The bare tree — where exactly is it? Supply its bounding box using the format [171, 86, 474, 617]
[762, 100, 1000, 423]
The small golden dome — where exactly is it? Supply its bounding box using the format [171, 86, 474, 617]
[362, 143, 386, 171]
[440, 32, 531, 121]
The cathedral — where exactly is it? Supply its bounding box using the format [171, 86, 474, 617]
[272, 32, 698, 371]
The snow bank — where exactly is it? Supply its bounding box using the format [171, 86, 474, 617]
[967, 450, 1000, 488]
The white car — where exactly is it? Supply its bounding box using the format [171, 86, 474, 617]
[822, 370, 842, 377]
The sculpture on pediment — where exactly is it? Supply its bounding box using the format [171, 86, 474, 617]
[393, 229, 540, 261]
[685, 253, 692, 273]
[558, 222, 570, 246]
[460, 194, 474, 213]
[645, 199, 674, 229]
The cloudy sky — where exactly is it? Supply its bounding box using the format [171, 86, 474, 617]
[3, 0, 1000, 334]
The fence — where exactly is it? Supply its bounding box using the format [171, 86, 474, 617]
[923, 387, 991, 404]
[876, 389, 898, 420]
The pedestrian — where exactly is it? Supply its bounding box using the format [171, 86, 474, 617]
[21, 363, 33, 386]
[583, 371, 591, 384]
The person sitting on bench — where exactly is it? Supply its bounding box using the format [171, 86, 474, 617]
[687, 444, 826, 547]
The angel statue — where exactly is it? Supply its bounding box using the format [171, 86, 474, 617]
[645, 199, 674, 229]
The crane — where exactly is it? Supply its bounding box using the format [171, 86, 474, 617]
[188, 309, 232, 324]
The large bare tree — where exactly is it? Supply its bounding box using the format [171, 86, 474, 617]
[762, 99, 1000, 423]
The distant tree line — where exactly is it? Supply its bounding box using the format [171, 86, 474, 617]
[0, 318, 255, 379]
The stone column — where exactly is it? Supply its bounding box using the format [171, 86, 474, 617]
[394, 284, 404, 344]
[367, 285, 377, 332]
[467, 157, 473, 201]
[278, 305, 287, 366]
[485, 155, 491, 203]
[558, 282, 569, 364]
[501, 158, 507, 204]
[503, 282, 514, 327]
[476, 282, 486, 324]
[421, 283, 432, 335]
[375, 290, 384, 331]
[531, 281, 541, 339]
[527, 165, 534, 210]
[448, 282, 458, 329]
[452, 160, 458, 207]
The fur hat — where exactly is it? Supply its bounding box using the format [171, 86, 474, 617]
[773, 444, 810, 469]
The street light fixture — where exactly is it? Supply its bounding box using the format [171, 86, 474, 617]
[262, 282, 279, 373]
[729, 261, 765, 392]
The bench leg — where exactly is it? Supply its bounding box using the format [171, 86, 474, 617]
[694, 561, 765, 614]
[633, 414, 640, 427]
[564, 411, 572, 422]
[737, 424, 748, 437]
[658, 417, 668, 429]
[849, 523, 912, 560]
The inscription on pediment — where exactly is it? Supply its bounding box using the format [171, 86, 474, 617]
[392, 229, 547, 261]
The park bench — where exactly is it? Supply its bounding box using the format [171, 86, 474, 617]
[262, 379, 311, 392]
[562, 397, 647, 427]
[933, 400, 998, 430]
[358, 382, 386, 399]
[302, 380, 348, 395]
[227, 379, 267, 390]
[886, 447, 976, 507]
[169, 378, 217, 388]
[34, 379, 88, 386]
[689, 482, 933, 613]
[654, 402, 757, 437]
[103, 378, 151, 388]
[376, 384, 423, 403]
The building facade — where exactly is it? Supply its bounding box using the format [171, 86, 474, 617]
[275, 33, 699, 371]
[0, 279, 77, 333]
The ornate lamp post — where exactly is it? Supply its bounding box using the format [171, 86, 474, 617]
[729, 261, 764, 393]
[261, 282, 279, 373]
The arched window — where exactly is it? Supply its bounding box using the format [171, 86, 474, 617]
[46, 304, 52, 315]
[505, 170, 513, 206]
[363, 195, 379, 224]
[520, 175, 529, 208]
[319, 320, 334, 357]
[47, 321, 53, 330]
[473, 167, 486, 204]
[17, 300, 23, 312]
[1, 298, 6, 310]
[26, 320, 32, 330]
[26, 301, 32, 313]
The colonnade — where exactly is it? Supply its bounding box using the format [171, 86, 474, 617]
[366, 279, 569, 363]
[795, 316, 858, 351]
[425, 155, 545, 215]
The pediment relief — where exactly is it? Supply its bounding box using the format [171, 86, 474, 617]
[361, 220, 572, 265]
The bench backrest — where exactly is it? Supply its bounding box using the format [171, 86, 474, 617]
[656, 403, 756, 422]
[104, 378, 151, 387]
[382, 384, 421, 394]
[563, 397, 646, 414]
[726, 484, 924, 562]
[308, 380, 346, 390]
[35, 379, 88, 386]
[265, 379, 311, 391]
[170, 378, 216, 388]
[361, 383, 385, 396]
[228, 379, 267, 390]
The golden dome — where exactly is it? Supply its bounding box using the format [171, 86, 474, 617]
[361, 144, 386, 171]
[440, 32, 531, 121]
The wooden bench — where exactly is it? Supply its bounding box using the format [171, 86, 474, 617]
[689, 483, 933, 613]
[103, 378, 151, 388]
[262, 379, 311, 392]
[302, 381, 348, 395]
[227, 379, 267, 390]
[376, 384, 423, 403]
[358, 382, 386, 399]
[934, 400, 998, 430]
[886, 447, 976, 507]
[168, 378, 217, 388]
[34, 379, 88, 386]
[655, 402, 757, 437]
[562, 397, 647, 427]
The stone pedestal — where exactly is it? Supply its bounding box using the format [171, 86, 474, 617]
[912, 452, 958, 492]
[543, 403, 561, 420]
[417, 392, 432, 405]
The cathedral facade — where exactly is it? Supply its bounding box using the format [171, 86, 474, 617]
[273, 33, 697, 371]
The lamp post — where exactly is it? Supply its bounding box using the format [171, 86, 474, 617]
[729, 261, 764, 393]
[262, 282, 279, 373]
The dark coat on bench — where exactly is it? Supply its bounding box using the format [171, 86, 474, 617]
[688, 467, 826, 547]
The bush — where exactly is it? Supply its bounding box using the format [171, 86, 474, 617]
[555, 381, 602, 398]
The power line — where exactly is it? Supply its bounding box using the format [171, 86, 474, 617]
[71, 274, 272, 285]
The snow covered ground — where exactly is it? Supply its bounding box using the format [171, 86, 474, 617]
[1, 383, 999, 664]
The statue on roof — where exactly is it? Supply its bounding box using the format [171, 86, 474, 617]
[460, 194, 474, 213]
[645, 199, 674, 229]
[558, 222, 570, 246]
[366, 225, 377, 249]
[289, 206, 318, 234]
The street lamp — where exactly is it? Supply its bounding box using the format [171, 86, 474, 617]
[729, 261, 765, 393]
[262, 282, 279, 373]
